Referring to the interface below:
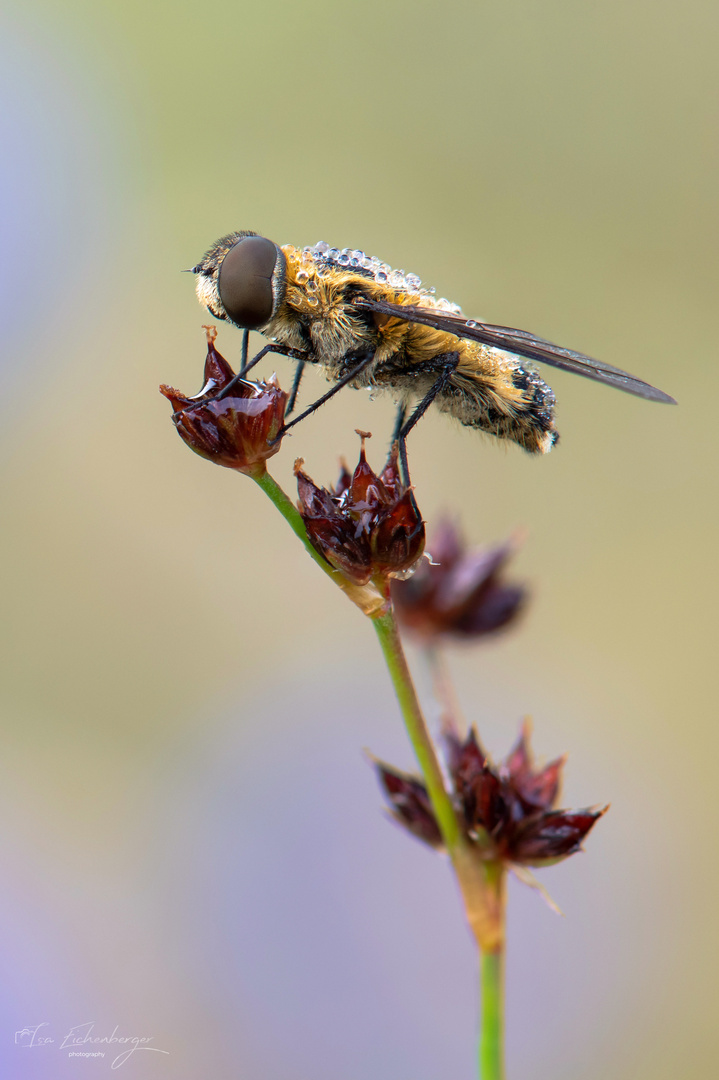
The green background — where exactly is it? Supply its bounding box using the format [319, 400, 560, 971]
[1, 1, 716, 1077]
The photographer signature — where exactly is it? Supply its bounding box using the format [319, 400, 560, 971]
[15, 1021, 169, 1069]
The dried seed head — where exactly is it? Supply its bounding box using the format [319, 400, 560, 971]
[374, 720, 607, 869]
[160, 326, 286, 477]
[295, 433, 425, 587]
[391, 518, 526, 642]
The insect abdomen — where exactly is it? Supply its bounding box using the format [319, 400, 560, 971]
[439, 349, 559, 454]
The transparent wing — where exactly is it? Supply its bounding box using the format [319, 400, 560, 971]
[353, 297, 676, 404]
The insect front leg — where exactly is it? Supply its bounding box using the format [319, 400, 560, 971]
[285, 360, 306, 416]
[216, 343, 312, 400]
[272, 350, 378, 441]
[238, 330, 250, 375]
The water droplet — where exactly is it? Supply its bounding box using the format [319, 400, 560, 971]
[296, 269, 309, 284]
[466, 319, 478, 328]
[376, 271, 388, 283]
[328, 247, 340, 260]
[191, 377, 217, 399]
[392, 563, 420, 582]
[338, 253, 350, 266]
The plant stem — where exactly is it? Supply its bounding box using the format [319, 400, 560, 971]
[479, 864, 506, 1080]
[372, 606, 504, 950]
[252, 468, 386, 616]
[480, 950, 504, 1080]
[255, 469, 507, 1076]
[372, 607, 464, 853]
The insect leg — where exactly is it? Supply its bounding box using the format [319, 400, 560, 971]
[285, 360, 306, 416]
[396, 353, 460, 483]
[273, 351, 377, 440]
[390, 402, 408, 445]
[215, 344, 310, 400]
[398, 353, 460, 441]
[387, 401, 408, 473]
[238, 330, 250, 375]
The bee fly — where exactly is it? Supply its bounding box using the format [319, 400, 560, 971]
[190, 231, 675, 464]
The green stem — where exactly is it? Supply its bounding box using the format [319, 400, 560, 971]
[372, 607, 464, 854]
[479, 865, 506, 1080]
[252, 468, 385, 616]
[254, 468, 506, 1076]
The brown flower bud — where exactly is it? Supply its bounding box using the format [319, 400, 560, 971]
[160, 326, 286, 477]
[375, 762, 443, 848]
[391, 518, 526, 642]
[374, 720, 606, 869]
[294, 432, 425, 587]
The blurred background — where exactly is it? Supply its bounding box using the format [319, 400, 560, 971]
[1, 0, 716, 1076]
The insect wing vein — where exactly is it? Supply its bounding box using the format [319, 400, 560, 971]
[353, 297, 676, 405]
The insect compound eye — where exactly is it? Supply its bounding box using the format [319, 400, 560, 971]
[218, 235, 279, 329]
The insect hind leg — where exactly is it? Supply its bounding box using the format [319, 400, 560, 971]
[395, 352, 460, 483]
[387, 401, 408, 461]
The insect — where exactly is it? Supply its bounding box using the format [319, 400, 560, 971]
[191, 231, 675, 460]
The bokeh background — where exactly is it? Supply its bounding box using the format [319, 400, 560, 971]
[1, 1, 716, 1077]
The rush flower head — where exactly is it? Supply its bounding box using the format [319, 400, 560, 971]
[391, 518, 526, 642]
[375, 720, 607, 868]
[294, 432, 425, 587]
[160, 326, 286, 476]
